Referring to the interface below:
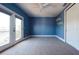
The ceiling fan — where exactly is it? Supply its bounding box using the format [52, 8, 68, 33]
[39, 3, 51, 8]
[38, 3, 52, 12]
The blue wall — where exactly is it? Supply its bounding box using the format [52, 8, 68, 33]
[1, 3, 64, 38]
[56, 11, 64, 39]
[1, 3, 30, 37]
[30, 17, 56, 35]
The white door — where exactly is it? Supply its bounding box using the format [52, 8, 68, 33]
[66, 4, 79, 50]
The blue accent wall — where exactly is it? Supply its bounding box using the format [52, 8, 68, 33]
[30, 17, 56, 35]
[1, 3, 30, 37]
[1, 3, 64, 38]
[56, 11, 64, 39]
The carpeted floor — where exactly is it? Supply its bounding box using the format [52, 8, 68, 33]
[0, 37, 79, 55]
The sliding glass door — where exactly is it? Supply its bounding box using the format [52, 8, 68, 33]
[0, 12, 23, 47]
[15, 18, 22, 40]
[0, 12, 10, 46]
[0, 4, 23, 51]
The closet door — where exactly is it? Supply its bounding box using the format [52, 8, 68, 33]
[66, 4, 79, 50]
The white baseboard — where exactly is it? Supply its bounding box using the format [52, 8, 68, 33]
[31, 35, 56, 37]
[31, 35, 65, 43]
[55, 36, 65, 42]
[22, 35, 64, 42]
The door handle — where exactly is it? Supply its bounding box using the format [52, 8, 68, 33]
[13, 29, 15, 32]
[13, 27, 15, 32]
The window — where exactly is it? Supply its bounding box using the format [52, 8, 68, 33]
[15, 18, 22, 40]
[0, 4, 23, 51]
[0, 12, 10, 46]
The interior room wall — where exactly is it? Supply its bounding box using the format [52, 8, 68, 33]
[56, 11, 64, 39]
[29, 17, 56, 35]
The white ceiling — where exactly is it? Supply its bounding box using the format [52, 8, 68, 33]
[17, 3, 68, 17]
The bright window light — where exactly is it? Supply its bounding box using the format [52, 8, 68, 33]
[15, 18, 22, 40]
[0, 12, 10, 46]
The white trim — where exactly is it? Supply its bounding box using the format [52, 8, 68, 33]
[24, 35, 65, 43]
[0, 4, 23, 19]
[64, 8, 67, 43]
[31, 35, 65, 43]
[0, 4, 13, 14]
[21, 17, 24, 39]
[64, 3, 75, 43]
[31, 35, 56, 37]
[64, 3, 75, 11]
[55, 36, 65, 42]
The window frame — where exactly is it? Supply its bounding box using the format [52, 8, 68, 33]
[0, 4, 24, 52]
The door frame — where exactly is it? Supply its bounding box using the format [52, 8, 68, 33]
[15, 15, 24, 41]
[64, 3, 75, 43]
[0, 4, 24, 51]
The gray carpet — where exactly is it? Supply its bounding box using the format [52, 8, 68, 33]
[0, 37, 79, 55]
